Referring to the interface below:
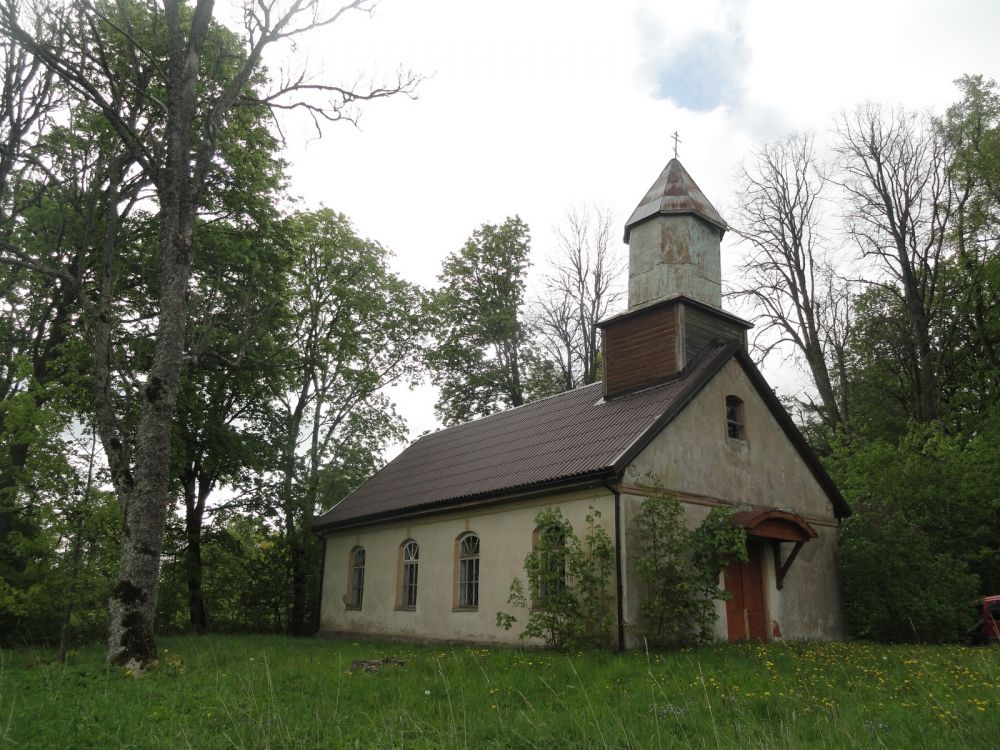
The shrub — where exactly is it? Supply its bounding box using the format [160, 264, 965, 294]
[496, 506, 614, 648]
[839, 501, 979, 643]
[631, 483, 746, 647]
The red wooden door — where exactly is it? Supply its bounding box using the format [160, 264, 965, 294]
[724, 543, 767, 641]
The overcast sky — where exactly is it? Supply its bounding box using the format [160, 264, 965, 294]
[263, 0, 1000, 453]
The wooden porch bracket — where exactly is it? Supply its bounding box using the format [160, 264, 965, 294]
[729, 510, 817, 592]
[772, 540, 804, 590]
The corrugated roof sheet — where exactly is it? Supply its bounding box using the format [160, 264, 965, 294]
[313, 345, 734, 529]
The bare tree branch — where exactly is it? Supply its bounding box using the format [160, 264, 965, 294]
[729, 133, 847, 425]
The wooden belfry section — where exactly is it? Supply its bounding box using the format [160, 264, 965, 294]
[599, 298, 749, 397]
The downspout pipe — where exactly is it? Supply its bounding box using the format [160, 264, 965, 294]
[603, 477, 625, 652]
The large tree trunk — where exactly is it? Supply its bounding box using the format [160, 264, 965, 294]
[107, 200, 193, 664]
[282, 422, 309, 635]
[105, 0, 211, 665]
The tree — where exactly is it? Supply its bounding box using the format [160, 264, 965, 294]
[268, 209, 424, 634]
[939, 75, 1000, 416]
[730, 134, 851, 427]
[428, 216, 543, 424]
[0, 0, 416, 666]
[172, 216, 293, 633]
[834, 104, 953, 422]
[0, 15, 68, 592]
[534, 206, 625, 391]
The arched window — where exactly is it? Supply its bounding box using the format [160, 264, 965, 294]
[399, 540, 419, 609]
[456, 533, 480, 609]
[726, 395, 745, 440]
[348, 547, 365, 609]
[535, 524, 566, 605]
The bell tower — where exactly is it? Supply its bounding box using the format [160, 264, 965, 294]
[598, 158, 750, 398]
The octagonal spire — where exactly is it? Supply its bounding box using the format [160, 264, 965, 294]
[623, 158, 727, 242]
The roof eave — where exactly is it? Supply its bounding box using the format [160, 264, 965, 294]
[596, 294, 752, 330]
[311, 469, 619, 534]
[623, 209, 728, 243]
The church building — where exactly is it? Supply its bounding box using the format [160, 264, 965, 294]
[312, 158, 850, 646]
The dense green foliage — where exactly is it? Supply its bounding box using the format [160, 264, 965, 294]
[427, 216, 560, 424]
[631, 487, 747, 647]
[497, 506, 615, 648]
[0, 1, 419, 652]
[829, 421, 996, 642]
[731, 76, 1000, 643]
[1, 635, 998, 748]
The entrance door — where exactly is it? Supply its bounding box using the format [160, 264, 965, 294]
[724, 543, 767, 641]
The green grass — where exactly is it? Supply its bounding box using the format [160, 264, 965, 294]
[1, 635, 997, 749]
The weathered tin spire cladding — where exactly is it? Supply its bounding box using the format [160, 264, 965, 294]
[599, 158, 750, 398]
[623, 158, 727, 309]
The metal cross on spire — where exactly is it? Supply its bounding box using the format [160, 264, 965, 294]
[671, 130, 682, 159]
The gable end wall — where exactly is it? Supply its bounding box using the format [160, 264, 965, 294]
[621, 358, 845, 642]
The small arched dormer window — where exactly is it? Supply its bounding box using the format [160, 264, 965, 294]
[726, 395, 745, 440]
[456, 533, 480, 609]
[398, 539, 419, 609]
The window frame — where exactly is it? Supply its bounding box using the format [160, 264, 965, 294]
[533, 524, 567, 609]
[346, 546, 365, 610]
[725, 395, 746, 441]
[454, 533, 480, 611]
[397, 539, 419, 610]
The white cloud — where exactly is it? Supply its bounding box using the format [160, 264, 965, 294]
[636, 0, 751, 112]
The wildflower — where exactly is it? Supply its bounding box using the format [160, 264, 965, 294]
[424, 689, 431, 696]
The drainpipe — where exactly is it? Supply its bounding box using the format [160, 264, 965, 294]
[603, 477, 625, 652]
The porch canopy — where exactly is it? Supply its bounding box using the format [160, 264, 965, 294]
[730, 510, 818, 589]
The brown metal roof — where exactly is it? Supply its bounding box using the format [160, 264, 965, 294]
[623, 158, 727, 242]
[312, 341, 851, 532]
[313, 344, 736, 530]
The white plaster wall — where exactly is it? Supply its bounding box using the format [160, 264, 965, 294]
[627, 359, 834, 519]
[622, 358, 846, 641]
[319, 489, 616, 645]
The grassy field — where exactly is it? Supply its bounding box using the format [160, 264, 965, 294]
[1, 635, 997, 749]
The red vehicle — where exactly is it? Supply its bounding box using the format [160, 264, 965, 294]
[970, 595, 1000, 645]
